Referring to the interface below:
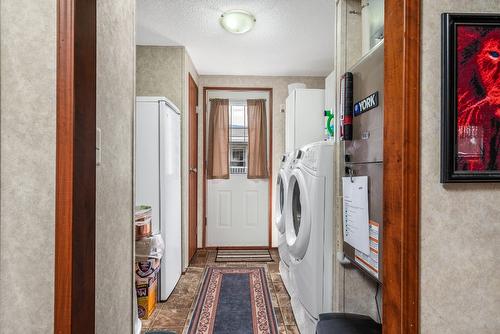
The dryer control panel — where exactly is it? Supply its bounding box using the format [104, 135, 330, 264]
[302, 147, 319, 171]
[279, 154, 288, 169]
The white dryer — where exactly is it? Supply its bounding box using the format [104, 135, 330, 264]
[275, 151, 295, 295]
[285, 141, 335, 334]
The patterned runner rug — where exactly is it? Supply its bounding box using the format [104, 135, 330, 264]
[215, 249, 273, 262]
[187, 267, 278, 334]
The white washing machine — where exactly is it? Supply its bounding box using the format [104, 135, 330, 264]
[285, 141, 335, 334]
[275, 151, 295, 295]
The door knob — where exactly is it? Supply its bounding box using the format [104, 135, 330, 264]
[189, 167, 197, 173]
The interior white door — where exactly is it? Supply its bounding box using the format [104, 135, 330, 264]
[206, 91, 270, 247]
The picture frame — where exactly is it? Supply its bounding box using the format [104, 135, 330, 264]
[441, 13, 500, 183]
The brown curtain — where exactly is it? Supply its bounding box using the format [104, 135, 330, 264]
[207, 99, 230, 179]
[247, 99, 268, 179]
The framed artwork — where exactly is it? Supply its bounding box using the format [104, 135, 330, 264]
[441, 13, 500, 183]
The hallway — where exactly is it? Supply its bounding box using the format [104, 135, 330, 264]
[141, 249, 299, 334]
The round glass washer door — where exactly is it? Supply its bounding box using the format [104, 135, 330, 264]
[275, 170, 287, 233]
[292, 181, 301, 236]
[285, 169, 311, 261]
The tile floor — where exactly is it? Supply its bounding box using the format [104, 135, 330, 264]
[141, 249, 299, 334]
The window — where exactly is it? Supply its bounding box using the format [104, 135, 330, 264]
[231, 147, 246, 167]
[229, 103, 248, 174]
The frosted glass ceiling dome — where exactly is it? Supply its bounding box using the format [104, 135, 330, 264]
[220, 10, 256, 34]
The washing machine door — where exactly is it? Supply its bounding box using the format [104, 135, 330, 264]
[285, 168, 311, 261]
[275, 169, 288, 234]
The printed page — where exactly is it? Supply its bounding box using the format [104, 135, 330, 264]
[342, 176, 370, 254]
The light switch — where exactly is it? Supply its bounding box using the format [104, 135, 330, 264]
[96, 127, 101, 166]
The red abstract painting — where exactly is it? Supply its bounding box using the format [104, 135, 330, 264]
[456, 25, 500, 171]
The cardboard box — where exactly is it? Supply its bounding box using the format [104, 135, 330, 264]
[135, 258, 160, 319]
[136, 275, 157, 319]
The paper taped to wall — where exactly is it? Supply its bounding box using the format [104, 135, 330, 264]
[342, 176, 370, 255]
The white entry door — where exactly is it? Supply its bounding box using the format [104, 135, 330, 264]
[206, 91, 270, 247]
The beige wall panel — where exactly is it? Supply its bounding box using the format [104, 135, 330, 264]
[420, 1, 500, 333]
[0, 1, 57, 332]
[95, 0, 136, 333]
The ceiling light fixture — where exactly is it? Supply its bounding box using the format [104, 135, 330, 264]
[220, 10, 256, 34]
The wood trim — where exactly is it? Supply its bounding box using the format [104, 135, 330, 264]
[55, 0, 96, 333]
[268, 91, 274, 248]
[203, 88, 207, 248]
[188, 73, 199, 262]
[382, 0, 420, 333]
[54, 1, 75, 331]
[202, 87, 274, 248]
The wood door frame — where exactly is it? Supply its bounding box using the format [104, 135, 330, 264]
[202, 87, 274, 249]
[188, 73, 199, 261]
[55, 0, 96, 333]
[382, 0, 420, 333]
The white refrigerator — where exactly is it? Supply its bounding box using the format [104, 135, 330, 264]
[135, 96, 181, 301]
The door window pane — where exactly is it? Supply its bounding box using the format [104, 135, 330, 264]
[229, 104, 248, 174]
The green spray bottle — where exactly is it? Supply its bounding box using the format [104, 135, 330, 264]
[324, 109, 335, 140]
